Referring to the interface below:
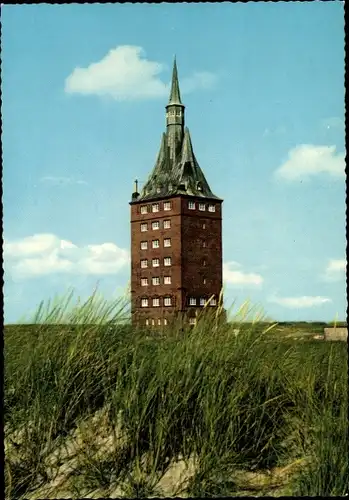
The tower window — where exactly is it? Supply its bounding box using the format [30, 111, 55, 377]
[164, 297, 172, 306]
[141, 298, 149, 308]
[202, 223, 206, 229]
[153, 298, 160, 307]
[152, 203, 159, 213]
[140, 241, 148, 250]
[164, 220, 171, 229]
[158, 319, 161, 325]
[203, 259, 206, 266]
[200, 297, 206, 306]
[164, 318, 168, 326]
[152, 258, 160, 267]
[164, 238, 171, 247]
[141, 278, 148, 286]
[202, 241, 206, 248]
[151, 319, 155, 326]
[152, 239, 160, 249]
[203, 278, 206, 284]
[188, 201, 196, 210]
[152, 221, 160, 230]
[164, 201, 171, 211]
[141, 223, 148, 232]
[140, 206, 148, 214]
[189, 317, 196, 325]
[164, 257, 172, 267]
[141, 259, 148, 268]
[152, 277, 160, 286]
[189, 297, 197, 306]
[199, 203, 205, 211]
[208, 204, 216, 212]
[145, 319, 149, 326]
[210, 297, 217, 306]
[164, 276, 171, 284]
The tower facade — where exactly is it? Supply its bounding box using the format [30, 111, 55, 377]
[130, 59, 223, 327]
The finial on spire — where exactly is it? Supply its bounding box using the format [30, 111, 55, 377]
[168, 56, 182, 105]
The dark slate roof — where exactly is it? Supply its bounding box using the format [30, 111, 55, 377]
[132, 59, 222, 203]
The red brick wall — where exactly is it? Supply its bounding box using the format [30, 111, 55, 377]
[130, 196, 223, 326]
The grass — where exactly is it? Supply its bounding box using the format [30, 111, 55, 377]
[4, 289, 348, 498]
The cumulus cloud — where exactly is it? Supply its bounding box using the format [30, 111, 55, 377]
[274, 144, 345, 180]
[40, 176, 87, 186]
[323, 258, 346, 282]
[65, 45, 217, 101]
[268, 295, 332, 309]
[4, 234, 129, 279]
[223, 261, 263, 286]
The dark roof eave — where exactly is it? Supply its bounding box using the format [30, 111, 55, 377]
[130, 192, 223, 205]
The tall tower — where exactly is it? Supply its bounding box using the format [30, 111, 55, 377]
[130, 59, 223, 328]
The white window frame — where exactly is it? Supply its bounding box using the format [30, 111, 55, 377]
[164, 238, 171, 248]
[188, 201, 196, 210]
[141, 298, 148, 308]
[152, 258, 160, 267]
[200, 297, 206, 306]
[141, 223, 148, 232]
[140, 241, 148, 250]
[164, 201, 172, 211]
[164, 220, 171, 229]
[164, 276, 171, 285]
[152, 277, 160, 286]
[152, 203, 159, 213]
[153, 298, 160, 307]
[152, 221, 160, 230]
[141, 259, 148, 268]
[208, 204, 216, 212]
[199, 203, 205, 211]
[164, 257, 172, 267]
[210, 298, 217, 306]
[152, 239, 160, 249]
[141, 278, 148, 287]
[140, 205, 148, 214]
[164, 297, 172, 307]
[189, 297, 197, 306]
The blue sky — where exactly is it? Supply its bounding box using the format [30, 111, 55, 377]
[2, 2, 346, 323]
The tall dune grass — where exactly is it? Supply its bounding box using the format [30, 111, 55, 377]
[4, 290, 348, 498]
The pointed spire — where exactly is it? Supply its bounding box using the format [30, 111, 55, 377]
[181, 127, 195, 164]
[168, 56, 182, 105]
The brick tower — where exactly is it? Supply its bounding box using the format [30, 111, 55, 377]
[130, 58, 223, 328]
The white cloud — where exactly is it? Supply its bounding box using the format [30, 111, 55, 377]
[223, 261, 263, 287]
[4, 234, 129, 279]
[323, 258, 346, 282]
[268, 295, 332, 309]
[65, 45, 217, 101]
[40, 176, 87, 186]
[274, 144, 345, 180]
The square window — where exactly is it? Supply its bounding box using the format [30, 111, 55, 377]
[200, 297, 206, 306]
[164, 238, 171, 247]
[141, 223, 148, 232]
[157, 319, 161, 325]
[164, 257, 171, 267]
[164, 297, 172, 306]
[189, 297, 196, 306]
[152, 277, 160, 286]
[141, 278, 148, 286]
[199, 203, 205, 211]
[189, 317, 196, 325]
[152, 239, 160, 249]
[141, 298, 148, 308]
[141, 259, 148, 268]
[152, 258, 160, 267]
[152, 221, 160, 230]
[208, 204, 216, 212]
[140, 206, 148, 214]
[164, 276, 171, 285]
[140, 241, 148, 250]
[164, 220, 171, 229]
[153, 298, 160, 307]
[164, 201, 171, 211]
[152, 203, 159, 213]
[188, 201, 195, 210]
